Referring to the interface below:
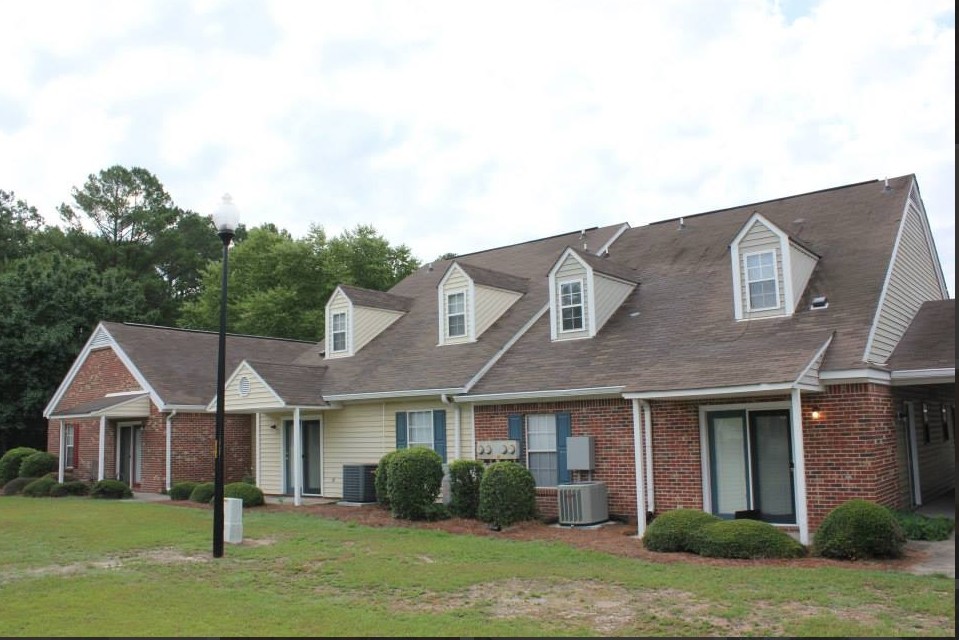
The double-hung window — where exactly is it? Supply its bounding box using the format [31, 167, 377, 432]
[64, 425, 76, 469]
[527, 415, 558, 487]
[407, 410, 434, 450]
[447, 292, 466, 338]
[745, 251, 778, 310]
[559, 281, 584, 331]
[331, 312, 347, 353]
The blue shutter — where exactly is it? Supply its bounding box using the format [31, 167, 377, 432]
[433, 410, 447, 463]
[556, 412, 572, 485]
[395, 412, 408, 450]
[508, 414, 524, 464]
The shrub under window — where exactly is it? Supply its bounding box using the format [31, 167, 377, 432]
[386, 447, 444, 520]
[477, 461, 536, 529]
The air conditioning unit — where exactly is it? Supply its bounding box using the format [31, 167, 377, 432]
[557, 481, 608, 526]
[342, 464, 377, 503]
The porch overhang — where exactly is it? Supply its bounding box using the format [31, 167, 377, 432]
[890, 368, 956, 386]
[48, 393, 152, 419]
[623, 382, 797, 401]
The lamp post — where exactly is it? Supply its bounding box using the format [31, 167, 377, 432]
[212, 193, 239, 558]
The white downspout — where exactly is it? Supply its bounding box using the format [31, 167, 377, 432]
[293, 407, 303, 506]
[641, 400, 655, 512]
[790, 388, 810, 545]
[58, 420, 65, 483]
[631, 399, 647, 537]
[165, 411, 177, 492]
[98, 416, 106, 481]
[441, 394, 458, 460]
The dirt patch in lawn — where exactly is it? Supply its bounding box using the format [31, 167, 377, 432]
[0, 548, 208, 584]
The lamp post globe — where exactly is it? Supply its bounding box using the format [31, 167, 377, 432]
[212, 193, 238, 558]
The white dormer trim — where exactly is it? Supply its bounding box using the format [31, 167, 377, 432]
[730, 212, 811, 321]
[437, 263, 477, 345]
[324, 286, 355, 359]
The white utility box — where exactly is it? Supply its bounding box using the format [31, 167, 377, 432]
[224, 497, 243, 544]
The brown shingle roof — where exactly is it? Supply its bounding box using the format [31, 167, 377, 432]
[455, 262, 529, 293]
[52, 393, 150, 418]
[100, 323, 314, 407]
[338, 285, 413, 312]
[245, 361, 328, 406]
[468, 176, 919, 396]
[886, 300, 956, 371]
[566, 247, 640, 283]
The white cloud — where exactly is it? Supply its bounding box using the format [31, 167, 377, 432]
[0, 0, 954, 292]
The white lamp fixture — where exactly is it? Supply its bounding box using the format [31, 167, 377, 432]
[212, 193, 240, 238]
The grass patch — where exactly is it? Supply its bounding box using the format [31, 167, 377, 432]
[0, 498, 953, 636]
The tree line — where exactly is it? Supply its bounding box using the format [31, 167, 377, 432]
[0, 165, 420, 451]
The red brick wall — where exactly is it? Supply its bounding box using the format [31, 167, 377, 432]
[474, 399, 637, 521]
[56, 348, 141, 410]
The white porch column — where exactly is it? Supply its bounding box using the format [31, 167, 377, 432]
[293, 407, 303, 506]
[642, 400, 655, 511]
[58, 420, 65, 483]
[97, 416, 106, 481]
[790, 388, 810, 545]
[631, 399, 647, 537]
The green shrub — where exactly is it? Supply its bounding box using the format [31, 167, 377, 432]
[224, 482, 265, 507]
[91, 479, 133, 500]
[375, 450, 400, 507]
[19, 451, 58, 478]
[692, 519, 806, 559]
[814, 499, 906, 560]
[169, 481, 199, 501]
[50, 481, 91, 497]
[2, 477, 36, 496]
[448, 459, 485, 519]
[22, 476, 57, 497]
[643, 509, 721, 552]
[0, 447, 38, 484]
[477, 461, 536, 529]
[189, 482, 215, 504]
[891, 510, 955, 541]
[387, 447, 444, 520]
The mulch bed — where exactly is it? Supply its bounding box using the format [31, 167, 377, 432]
[170, 498, 931, 573]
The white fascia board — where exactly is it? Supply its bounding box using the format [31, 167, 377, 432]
[161, 405, 209, 412]
[890, 369, 956, 385]
[908, 178, 950, 298]
[458, 386, 625, 404]
[819, 369, 892, 385]
[324, 388, 463, 402]
[624, 382, 795, 400]
[43, 323, 165, 418]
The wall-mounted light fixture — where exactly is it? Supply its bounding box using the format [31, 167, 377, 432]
[810, 407, 822, 420]
[270, 423, 277, 430]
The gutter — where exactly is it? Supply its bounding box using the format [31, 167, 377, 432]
[458, 386, 625, 404]
[325, 388, 462, 402]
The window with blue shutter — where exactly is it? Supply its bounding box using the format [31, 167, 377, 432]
[556, 412, 571, 485]
[508, 414, 524, 462]
[395, 410, 446, 461]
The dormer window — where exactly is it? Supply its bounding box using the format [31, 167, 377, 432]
[560, 280, 585, 331]
[446, 292, 467, 338]
[745, 251, 779, 311]
[331, 312, 348, 353]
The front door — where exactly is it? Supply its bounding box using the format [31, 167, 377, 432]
[116, 424, 142, 486]
[707, 409, 796, 523]
[284, 419, 322, 495]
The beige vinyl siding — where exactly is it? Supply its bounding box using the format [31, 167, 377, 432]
[455, 403, 475, 460]
[326, 291, 351, 359]
[441, 266, 471, 344]
[103, 396, 151, 418]
[593, 274, 636, 333]
[258, 414, 284, 494]
[739, 220, 784, 319]
[353, 307, 404, 352]
[789, 243, 818, 309]
[223, 363, 283, 411]
[796, 349, 826, 388]
[867, 203, 945, 363]
[554, 255, 590, 340]
[474, 286, 522, 337]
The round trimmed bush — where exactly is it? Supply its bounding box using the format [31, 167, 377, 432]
[448, 459, 485, 519]
[91, 479, 133, 499]
[22, 476, 57, 497]
[0, 447, 38, 484]
[477, 461, 536, 529]
[375, 450, 400, 507]
[224, 482, 265, 507]
[643, 509, 721, 552]
[387, 447, 444, 520]
[189, 482, 215, 504]
[692, 519, 806, 559]
[814, 499, 906, 560]
[3, 477, 37, 496]
[19, 451, 58, 478]
[50, 481, 91, 497]
[169, 481, 199, 501]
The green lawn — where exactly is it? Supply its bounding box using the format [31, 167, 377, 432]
[0, 498, 954, 637]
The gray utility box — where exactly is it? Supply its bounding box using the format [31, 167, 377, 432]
[566, 436, 595, 471]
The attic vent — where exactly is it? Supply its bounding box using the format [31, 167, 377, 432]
[238, 376, 251, 397]
[810, 296, 828, 310]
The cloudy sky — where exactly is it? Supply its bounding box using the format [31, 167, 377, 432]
[1, 0, 954, 293]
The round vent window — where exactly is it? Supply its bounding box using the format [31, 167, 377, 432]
[238, 376, 251, 397]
